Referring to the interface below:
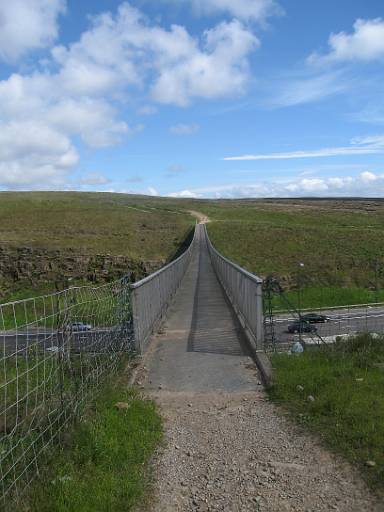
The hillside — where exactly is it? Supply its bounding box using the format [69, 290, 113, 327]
[202, 198, 384, 307]
[2, 193, 384, 308]
[0, 192, 194, 301]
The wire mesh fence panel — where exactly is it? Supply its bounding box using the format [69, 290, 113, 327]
[0, 277, 133, 507]
[204, 226, 264, 351]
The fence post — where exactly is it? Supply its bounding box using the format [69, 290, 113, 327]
[130, 287, 142, 354]
[256, 281, 264, 350]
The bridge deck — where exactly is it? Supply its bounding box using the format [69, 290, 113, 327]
[141, 225, 258, 392]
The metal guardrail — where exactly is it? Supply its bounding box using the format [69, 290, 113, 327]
[130, 226, 196, 353]
[204, 226, 264, 350]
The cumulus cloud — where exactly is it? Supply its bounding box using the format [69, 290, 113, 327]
[148, 186, 159, 196]
[0, 0, 66, 62]
[170, 123, 199, 135]
[0, 2, 260, 190]
[0, 121, 78, 189]
[168, 172, 384, 199]
[169, 189, 199, 198]
[223, 135, 384, 161]
[309, 18, 384, 64]
[150, 19, 258, 106]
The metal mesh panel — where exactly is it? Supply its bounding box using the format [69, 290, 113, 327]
[204, 226, 264, 351]
[0, 277, 133, 506]
[130, 226, 196, 353]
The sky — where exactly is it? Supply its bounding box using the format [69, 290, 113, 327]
[0, 0, 384, 198]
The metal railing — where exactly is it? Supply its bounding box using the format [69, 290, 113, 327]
[0, 278, 133, 507]
[204, 226, 264, 350]
[130, 227, 196, 353]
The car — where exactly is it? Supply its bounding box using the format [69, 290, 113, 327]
[300, 313, 330, 323]
[287, 320, 317, 334]
[70, 322, 92, 331]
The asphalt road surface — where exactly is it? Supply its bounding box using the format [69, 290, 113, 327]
[273, 306, 384, 345]
[0, 327, 127, 354]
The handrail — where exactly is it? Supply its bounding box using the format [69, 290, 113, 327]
[130, 230, 196, 289]
[129, 226, 197, 353]
[204, 225, 264, 350]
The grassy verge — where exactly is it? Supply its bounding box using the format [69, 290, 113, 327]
[272, 286, 384, 310]
[19, 382, 162, 512]
[269, 334, 384, 492]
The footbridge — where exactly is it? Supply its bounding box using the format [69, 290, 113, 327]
[0, 221, 265, 505]
[130, 223, 264, 378]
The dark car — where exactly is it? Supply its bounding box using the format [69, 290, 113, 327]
[300, 313, 330, 323]
[287, 320, 317, 334]
[70, 322, 92, 332]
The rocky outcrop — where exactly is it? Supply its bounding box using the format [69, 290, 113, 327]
[0, 246, 163, 298]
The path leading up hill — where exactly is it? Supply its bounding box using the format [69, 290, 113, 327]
[134, 226, 382, 511]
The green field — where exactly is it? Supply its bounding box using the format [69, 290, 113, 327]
[202, 199, 384, 308]
[0, 192, 194, 302]
[1, 194, 384, 309]
[0, 192, 193, 258]
[269, 334, 384, 493]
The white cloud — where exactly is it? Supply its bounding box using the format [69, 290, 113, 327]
[0, 2, 260, 190]
[169, 0, 281, 22]
[0, 121, 78, 189]
[170, 123, 199, 135]
[169, 189, 199, 198]
[360, 171, 378, 183]
[0, 0, 66, 62]
[309, 18, 384, 64]
[168, 171, 384, 199]
[148, 186, 159, 196]
[151, 19, 258, 106]
[272, 71, 347, 107]
[223, 135, 384, 161]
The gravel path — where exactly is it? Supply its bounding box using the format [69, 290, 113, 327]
[145, 389, 382, 512]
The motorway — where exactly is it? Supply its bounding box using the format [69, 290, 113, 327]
[273, 305, 384, 345]
[1, 306, 384, 353]
[0, 327, 128, 354]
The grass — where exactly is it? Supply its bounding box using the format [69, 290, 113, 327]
[202, 199, 384, 308]
[3, 194, 384, 309]
[273, 286, 384, 310]
[0, 191, 193, 259]
[0, 191, 194, 303]
[269, 334, 384, 492]
[18, 383, 162, 512]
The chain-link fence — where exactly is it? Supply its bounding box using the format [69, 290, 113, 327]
[0, 277, 133, 507]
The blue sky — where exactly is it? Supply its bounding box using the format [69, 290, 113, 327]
[0, 0, 384, 197]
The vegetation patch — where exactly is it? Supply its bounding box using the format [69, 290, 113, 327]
[19, 383, 162, 512]
[269, 334, 384, 492]
[203, 199, 384, 308]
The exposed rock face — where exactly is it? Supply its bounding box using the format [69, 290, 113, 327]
[0, 246, 163, 298]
